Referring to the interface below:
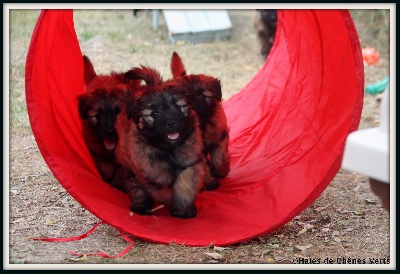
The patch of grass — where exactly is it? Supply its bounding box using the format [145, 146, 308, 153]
[107, 31, 120, 40]
[9, 102, 30, 131]
[80, 23, 97, 41]
[350, 9, 390, 56]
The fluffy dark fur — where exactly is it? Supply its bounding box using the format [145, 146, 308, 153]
[253, 9, 278, 58]
[77, 55, 139, 192]
[124, 65, 164, 87]
[124, 64, 223, 191]
[115, 67, 206, 219]
[169, 52, 231, 190]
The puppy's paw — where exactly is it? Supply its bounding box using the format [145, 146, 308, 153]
[210, 166, 230, 178]
[203, 178, 220, 191]
[130, 204, 152, 215]
[170, 205, 197, 219]
[210, 155, 231, 178]
[129, 197, 155, 215]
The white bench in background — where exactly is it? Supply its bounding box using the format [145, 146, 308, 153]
[342, 84, 390, 210]
[153, 9, 232, 44]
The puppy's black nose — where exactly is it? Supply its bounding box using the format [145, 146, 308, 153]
[166, 120, 176, 128]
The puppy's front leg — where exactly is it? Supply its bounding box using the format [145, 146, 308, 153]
[170, 161, 205, 219]
[96, 158, 115, 182]
[210, 134, 231, 178]
[125, 177, 155, 215]
[108, 164, 129, 193]
[203, 160, 220, 191]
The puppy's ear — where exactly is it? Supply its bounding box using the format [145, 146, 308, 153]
[77, 93, 90, 120]
[210, 78, 222, 101]
[83, 55, 97, 86]
[170, 51, 187, 78]
[125, 66, 163, 86]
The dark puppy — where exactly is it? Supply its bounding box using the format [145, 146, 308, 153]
[77, 55, 139, 192]
[169, 52, 231, 190]
[115, 67, 206, 219]
[253, 9, 278, 58]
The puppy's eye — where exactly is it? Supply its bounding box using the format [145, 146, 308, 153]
[142, 109, 153, 116]
[202, 90, 214, 105]
[88, 113, 102, 124]
[151, 111, 159, 116]
[87, 113, 100, 126]
[176, 103, 187, 109]
[202, 90, 213, 99]
[175, 99, 188, 113]
[87, 109, 100, 117]
[176, 99, 187, 107]
[176, 103, 188, 116]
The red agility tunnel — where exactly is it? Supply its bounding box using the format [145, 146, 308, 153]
[25, 10, 364, 246]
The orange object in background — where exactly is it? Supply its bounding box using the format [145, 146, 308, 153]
[362, 47, 380, 65]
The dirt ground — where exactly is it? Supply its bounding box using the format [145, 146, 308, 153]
[6, 8, 392, 269]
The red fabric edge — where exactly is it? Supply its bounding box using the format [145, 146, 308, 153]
[24, 9, 365, 247]
[252, 10, 365, 238]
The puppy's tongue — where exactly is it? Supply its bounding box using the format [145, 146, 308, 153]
[104, 139, 117, 150]
[167, 132, 179, 140]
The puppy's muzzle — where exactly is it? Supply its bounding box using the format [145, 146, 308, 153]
[166, 119, 177, 129]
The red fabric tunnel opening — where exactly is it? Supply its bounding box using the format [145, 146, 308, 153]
[25, 10, 364, 246]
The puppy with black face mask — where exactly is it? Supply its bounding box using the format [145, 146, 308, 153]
[77, 55, 140, 192]
[115, 67, 206, 219]
[169, 52, 231, 190]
